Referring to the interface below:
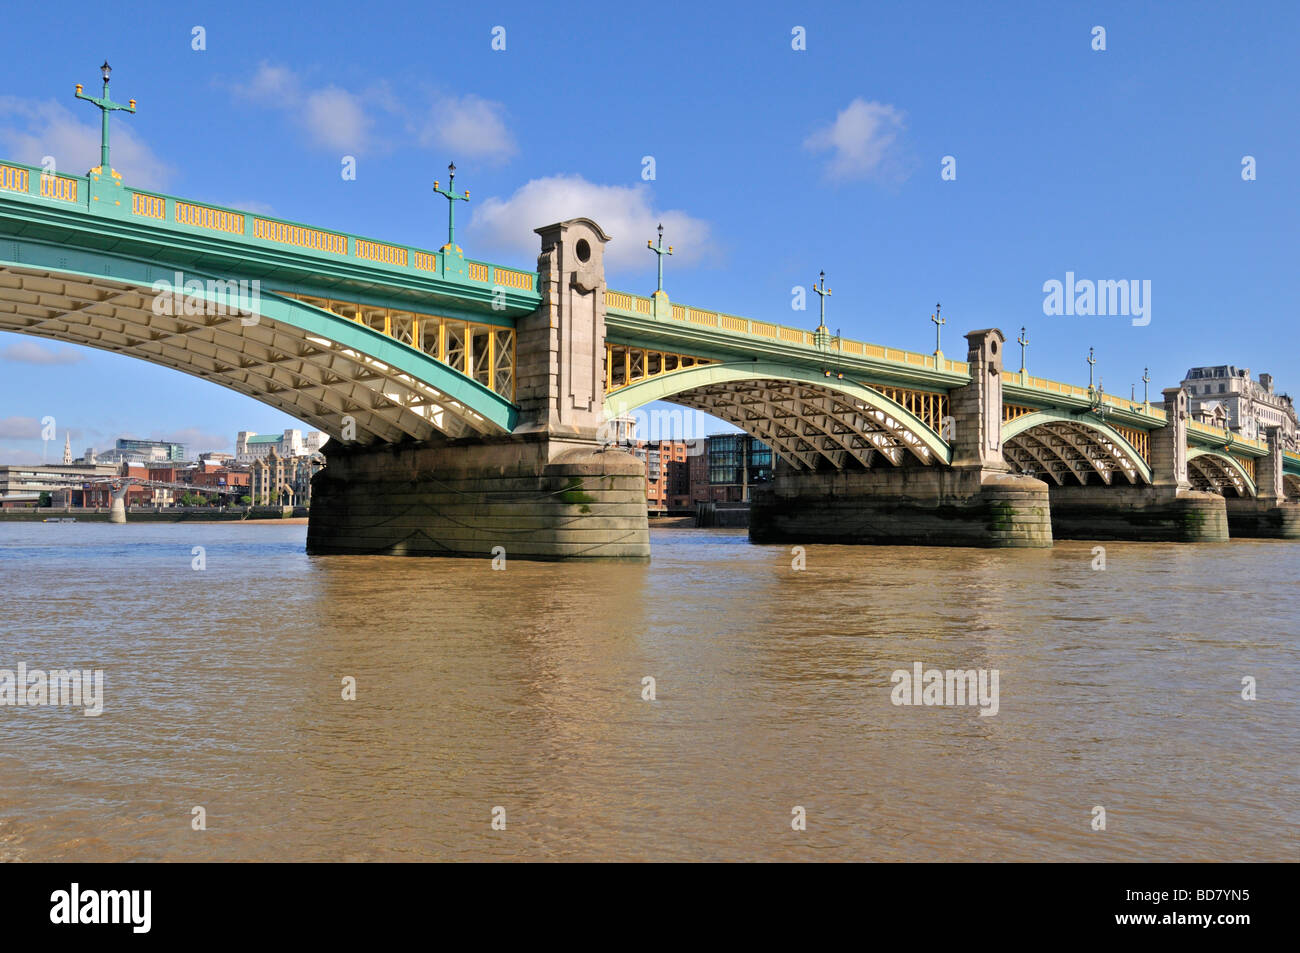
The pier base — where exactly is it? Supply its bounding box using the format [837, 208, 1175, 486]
[749, 463, 1052, 547]
[1047, 485, 1229, 542]
[306, 436, 650, 561]
[1224, 498, 1300, 539]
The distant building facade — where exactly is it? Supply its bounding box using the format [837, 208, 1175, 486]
[114, 438, 187, 463]
[694, 433, 773, 503]
[0, 463, 117, 507]
[634, 440, 698, 512]
[250, 448, 324, 505]
[1180, 366, 1298, 448]
[236, 429, 330, 463]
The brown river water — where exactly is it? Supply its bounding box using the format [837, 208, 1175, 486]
[0, 521, 1296, 862]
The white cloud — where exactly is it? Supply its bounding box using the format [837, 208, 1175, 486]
[303, 87, 373, 152]
[231, 62, 375, 154]
[230, 64, 516, 164]
[804, 98, 907, 182]
[0, 96, 173, 190]
[471, 176, 714, 272]
[412, 93, 516, 162]
[0, 339, 85, 365]
[233, 63, 300, 103]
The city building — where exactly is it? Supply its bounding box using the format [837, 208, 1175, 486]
[697, 433, 773, 502]
[0, 462, 118, 507]
[114, 438, 187, 463]
[1180, 366, 1299, 448]
[634, 440, 697, 513]
[236, 429, 330, 463]
[249, 448, 324, 505]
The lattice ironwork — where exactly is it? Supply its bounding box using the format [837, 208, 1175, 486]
[279, 291, 515, 401]
[867, 385, 948, 434]
[1112, 423, 1151, 463]
[669, 379, 940, 470]
[0, 265, 507, 443]
[1004, 420, 1146, 486]
[605, 343, 713, 392]
[1188, 453, 1250, 497]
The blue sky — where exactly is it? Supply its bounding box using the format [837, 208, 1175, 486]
[1, 0, 1297, 461]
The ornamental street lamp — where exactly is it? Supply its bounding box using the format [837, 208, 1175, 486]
[433, 162, 470, 252]
[648, 223, 673, 295]
[812, 271, 832, 350]
[74, 60, 136, 172]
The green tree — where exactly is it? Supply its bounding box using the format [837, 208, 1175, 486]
[38, 491, 52, 507]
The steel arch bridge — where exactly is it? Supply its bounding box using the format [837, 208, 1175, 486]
[1, 151, 1297, 501]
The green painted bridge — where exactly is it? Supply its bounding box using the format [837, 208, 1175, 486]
[1, 155, 1291, 494]
[2, 101, 1298, 557]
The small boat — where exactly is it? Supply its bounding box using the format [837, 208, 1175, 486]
[42, 517, 78, 523]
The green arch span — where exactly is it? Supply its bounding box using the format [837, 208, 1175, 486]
[1002, 409, 1154, 484]
[605, 361, 952, 465]
[0, 239, 517, 434]
[1187, 447, 1258, 497]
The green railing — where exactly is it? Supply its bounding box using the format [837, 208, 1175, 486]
[0, 157, 538, 293]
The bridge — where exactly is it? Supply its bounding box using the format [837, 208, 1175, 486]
[2, 68, 1297, 558]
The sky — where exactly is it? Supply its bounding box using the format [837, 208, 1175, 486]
[1, 0, 1297, 462]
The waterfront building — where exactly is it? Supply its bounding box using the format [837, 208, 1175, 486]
[249, 448, 323, 505]
[1180, 366, 1299, 448]
[699, 433, 772, 503]
[0, 462, 118, 506]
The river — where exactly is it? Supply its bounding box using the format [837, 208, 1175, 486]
[1, 521, 1296, 861]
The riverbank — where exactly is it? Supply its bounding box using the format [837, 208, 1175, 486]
[0, 506, 305, 523]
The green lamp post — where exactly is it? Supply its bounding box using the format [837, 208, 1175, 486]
[75, 61, 135, 175]
[812, 271, 832, 351]
[648, 223, 673, 296]
[433, 162, 469, 254]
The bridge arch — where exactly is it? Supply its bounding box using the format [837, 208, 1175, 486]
[0, 242, 517, 444]
[1186, 448, 1257, 497]
[1002, 410, 1152, 486]
[604, 361, 952, 468]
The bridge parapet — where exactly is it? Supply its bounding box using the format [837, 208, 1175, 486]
[0, 156, 539, 313]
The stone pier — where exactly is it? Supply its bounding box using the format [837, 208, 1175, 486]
[306, 218, 650, 561]
[1046, 388, 1228, 542]
[750, 329, 1052, 547]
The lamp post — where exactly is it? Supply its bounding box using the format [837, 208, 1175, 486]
[931, 303, 945, 355]
[648, 223, 673, 295]
[1017, 326, 1029, 373]
[812, 271, 832, 350]
[1142, 367, 1151, 406]
[74, 61, 136, 173]
[432, 162, 470, 252]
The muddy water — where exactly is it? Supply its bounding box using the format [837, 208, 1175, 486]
[0, 521, 1295, 861]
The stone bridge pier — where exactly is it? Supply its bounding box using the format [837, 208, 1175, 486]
[306, 219, 650, 560]
[1225, 427, 1300, 538]
[750, 329, 1053, 547]
[1045, 388, 1228, 542]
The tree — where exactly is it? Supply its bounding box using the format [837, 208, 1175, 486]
[238, 495, 252, 506]
[38, 491, 52, 508]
